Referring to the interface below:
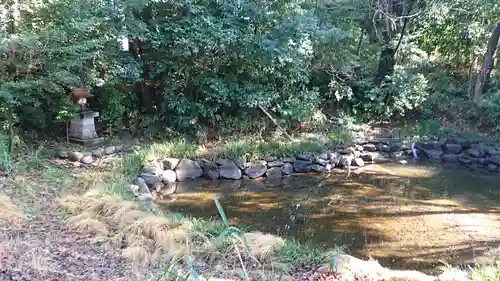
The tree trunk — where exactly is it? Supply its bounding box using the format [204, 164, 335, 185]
[375, 47, 397, 85]
[473, 19, 500, 101]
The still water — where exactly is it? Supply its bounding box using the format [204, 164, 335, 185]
[157, 161, 500, 272]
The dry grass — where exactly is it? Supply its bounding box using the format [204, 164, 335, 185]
[0, 194, 24, 225]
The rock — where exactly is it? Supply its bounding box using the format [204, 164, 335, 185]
[115, 144, 124, 152]
[354, 145, 364, 152]
[458, 155, 476, 165]
[416, 141, 442, 151]
[282, 163, 294, 175]
[80, 155, 93, 164]
[487, 154, 500, 165]
[203, 163, 220, 180]
[443, 143, 462, 154]
[325, 163, 332, 172]
[362, 143, 377, 152]
[353, 150, 361, 158]
[329, 152, 341, 166]
[267, 160, 284, 168]
[293, 160, 312, 173]
[153, 182, 164, 192]
[175, 159, 203, 181]
[313, 156, 329, 166]
[478, 158, 487, 165]
[360, 153, 375, 162]
[467, 148, 485, 158]
[104, 146, 116, 155]
[442, 154, 459, 162]
[159, 183, 177, 195]
[72, 161, 81, 168]
[142, 163, 163, 176]
[163, 158, 180, 170]
[378, 144, 390, 153]
[415, 143, 443, 160]
[295, 152, 313, 161]
[219, 180, 242, 191]
[340, 147, 356, 155]
[311, 164, 327, 173]
[265, 156, 278, 162]
[282, 157, 296, 163]
[487, 163, 498, 171]
[390, 143, 403, 151]
[91, 148, 104, 158]
[266, 167, 282, 178]
[68, 151, 83, 162]
[244, 162, 267, 179]
[339, 155, 354, 168]
[219, 161, 242, 180]
[57, 150, 68, 159]
[318, 152, 330, 161]
[353, 158, 365, 167]
[133, 177, 147, 186]
[139, 173, 162, 187]
[161, 169, 177, 183]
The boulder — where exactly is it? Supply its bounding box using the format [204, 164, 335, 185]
[458, 155, 476, 165]
[139, 173, 162, 187]
[311, 164, 327, 173]
[68, 151, 83, 162]
[244, 162, 267, 179]
[442, 154, 459, 162]
[293, 160, 312, 173]
[487, 154, 500, 165]
[57, 150, 68, 159]
[339, 155, 354, 168]
[313, 156, 329, 166]
[266, 167, 282, 178]
[91, 148, 104, 158]
[318, 152, 330, 161]
[282, 163, 294, 175]
[295, 152, 313, 161]
[362, 143, 377, 152]
[161, 169, 177, 184]
[282, 157, 296, 163]
[415, 141, 443, 160]
[443, 143, 462, 154]
[80, 155, 93, 164]
[203, 163, 220, 180]
[267, 160, 284, 168]
[219, 161, 242, 180]
[329, 152, 341, 167]
[163, 158, 180, 170]
[142, 163, 163, 176]
[360, 152, 374, 162]
[487, 163, 498, 172]
[104, 146, 116, 155]
[353, 158, 365, 167]
[354, 145, 364, 152]
[175, 159, 202, 181]
[115, 144, 124, 152]
[466, 148, 485, 158]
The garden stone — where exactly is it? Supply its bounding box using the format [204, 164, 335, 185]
[203, 163, 220, 180]
[142, 164, 163, 176]
[487, 154, 500, 165]
[266, 167, 282, 178]
[362, 143, 377, 152]
[295, 152, 313, 161]
[80, 155, 93, 164]
[378, 144, 390, 153]
[163, 158, 180, 170]
[91, 148, 104, 158]
[219, 180, 242, 191]
[175, 159, 203, 181]
[354, 145, 364, 152]
[443, 143, 462, 154]
[104, 146, 116, 155]
[282, 157, 296, 163]
[340, 147, 356, 155]
[353, 150, 361, 158]
[293, 160, 312, 173]
[139, 173, 162, 187]
[57, 150, 68, 159]
[161, 169, 177, 183]
[282, 163, 294, 175]
[325, 163, 332, 172]
[311, 164, 327, 173]
[442, 154, 459, 162]
[244, 162, 267, 179]
[353, 158, 365, 167]
[216, 158, 233, 166]
[133, 177, 147, 186]
[219, 161, 242, 180]
[265, 156, 278, 162]
[313, 156, 329, 166]
[267, 160, 284, 168]
[478, 158, 487, 165]
[68, 151, 83, 162]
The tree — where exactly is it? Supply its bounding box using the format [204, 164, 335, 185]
[473, 19, 500, 101]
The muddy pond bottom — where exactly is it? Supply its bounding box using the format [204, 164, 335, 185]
[157, 161, 500, 273]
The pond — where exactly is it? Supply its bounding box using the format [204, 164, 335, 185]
[156, 160, 500, 273]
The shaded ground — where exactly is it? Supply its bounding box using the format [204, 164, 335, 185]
[158, 162, 500, 273]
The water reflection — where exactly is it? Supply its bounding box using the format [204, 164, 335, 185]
[157, 162, 500, 272]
